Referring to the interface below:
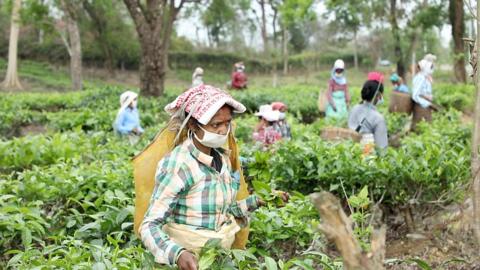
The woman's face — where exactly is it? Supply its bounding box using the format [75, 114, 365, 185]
[129, 97, 138, 108]
[195, 106, 232, 139]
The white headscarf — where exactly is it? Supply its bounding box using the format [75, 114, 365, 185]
[418, 59, 434, 75]
[192, 67, 204, 87]
[192, 67, 204, 79]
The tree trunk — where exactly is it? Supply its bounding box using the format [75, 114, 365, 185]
[258, 0, 268, 52]
[65, 9, 83, 90]
[139, 44, 165, 97]
[82, 0, 116, 76]
[450, 0, 466, 83]
[283, 26, 288, 75]
[272, 6, 278, 50]
[38, 29, 44, 44]
[390, 0, 406, 78]
[472, 1, 480, 246]
[2, 0, 22, 90]
[123, 0, 181, 97]
[353, 28, 359, 70]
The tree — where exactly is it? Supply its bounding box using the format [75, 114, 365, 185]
[60, 0, 83, 90]
[449, 0, 466, 83]
[473, 0, 480, 246]
[2, 0, 23, 90]
[325, 0, 369, 70]
[82, 0, 117, 76]
[123, 0, 196, 97]
[278, 0, 315, 74]
[257, 0, 269, 52]
[389, 0, 405, 77]
[202, 0, 235, 48]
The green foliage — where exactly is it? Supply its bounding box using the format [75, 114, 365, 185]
[0, 82, 472, 268]
[435, 83, 475, 112]
[347, 186, 372, 251]
[246, 110, 470, 208]
[202, 0, 236, 46]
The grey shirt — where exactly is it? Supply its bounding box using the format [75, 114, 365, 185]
[348, 102, 388, 149]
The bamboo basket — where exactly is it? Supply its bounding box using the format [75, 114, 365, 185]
[389, 91, 413, 114]
[321, 127, 361, 142]
[411, 103, 432, 130]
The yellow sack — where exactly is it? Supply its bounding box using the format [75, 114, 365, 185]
[317, 90, 328, 112]
[132, 123, 250, 249]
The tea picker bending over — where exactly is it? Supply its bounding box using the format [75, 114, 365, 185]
[113, 91, 144, 144]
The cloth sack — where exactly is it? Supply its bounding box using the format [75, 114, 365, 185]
[163, 216, 240, 257]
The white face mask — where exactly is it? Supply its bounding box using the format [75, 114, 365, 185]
[279, 112, 286, 120]
[194, 125, 230, 148]
[335, 72, 343, 78]
[131, 100, 138, 108]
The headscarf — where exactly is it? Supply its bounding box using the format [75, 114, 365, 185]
[331, 59, 346, 85]
[235, 62, 245, 72]
[418, 59, 434, 75]
[192, 67, 204, 79]
[114, 91, 138, 130]
[254, 105, 279, 121]
[254, 104, 273, 117]
[164, 84, 246, 142]
[192, 67, 204, 87]
[423, 54, 437, 63]
[367, 71, 384, 83]
[390, 73, 400, 82]
[271, 102, 287, 111]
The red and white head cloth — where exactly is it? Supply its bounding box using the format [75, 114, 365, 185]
[165, 84, 246, 125]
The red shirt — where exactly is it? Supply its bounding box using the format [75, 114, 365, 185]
[231, 71, 247, 89]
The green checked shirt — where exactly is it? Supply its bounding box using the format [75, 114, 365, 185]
[140, 138, 259, 265]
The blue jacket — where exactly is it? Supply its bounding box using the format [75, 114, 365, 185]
[114, 107, 144, 135]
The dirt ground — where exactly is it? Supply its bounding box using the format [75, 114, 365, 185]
[384, 199, 479, 269]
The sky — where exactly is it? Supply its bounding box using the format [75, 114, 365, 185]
[175, 1, 456, 51]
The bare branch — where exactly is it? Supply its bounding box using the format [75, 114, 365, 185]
[123, 0, 148, 38]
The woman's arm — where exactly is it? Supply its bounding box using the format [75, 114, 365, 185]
[326, 80, 335, 108]
[140, 167, 189, 265]
[229, 195, 260, 218]
[374, 116, 388, 149]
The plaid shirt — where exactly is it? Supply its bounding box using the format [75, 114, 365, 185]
[140, 139, 259, 265]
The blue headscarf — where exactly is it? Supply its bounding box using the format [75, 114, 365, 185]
[331, 68, 347, 85]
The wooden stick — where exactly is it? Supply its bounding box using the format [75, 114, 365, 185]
[310, 192, 386, 270]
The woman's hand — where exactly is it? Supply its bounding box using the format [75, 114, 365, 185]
[177, 251, 198, 270]
[275, 190, 290, 204]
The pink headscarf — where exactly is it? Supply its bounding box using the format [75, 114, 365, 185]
[367, 72, 384, 83]
[164, 84, 246, 125]
[271, 102, 287, 111]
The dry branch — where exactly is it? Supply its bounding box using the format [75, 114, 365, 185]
[310, 191, 385, 270]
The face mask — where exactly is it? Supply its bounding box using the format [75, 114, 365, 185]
[131, 100, 138, 108]
[279, 112, 286, 120]
[194, 125, 230, 148]
[335, 72, 343, 78]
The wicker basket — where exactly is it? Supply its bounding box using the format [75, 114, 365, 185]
[321, 127, 361, 142]
[389, 91, 413, 114]
[411, 103, 432, 130]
